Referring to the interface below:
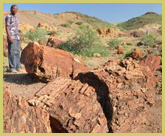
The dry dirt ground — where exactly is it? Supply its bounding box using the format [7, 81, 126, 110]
[3, 64, 162, 133]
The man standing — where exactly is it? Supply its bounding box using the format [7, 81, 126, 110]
[5, 5, 21, 73]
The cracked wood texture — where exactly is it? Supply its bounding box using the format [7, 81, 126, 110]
[28, 77, 108, 133]
[3, 88, 52, 133]
[75, 57, 158, 133]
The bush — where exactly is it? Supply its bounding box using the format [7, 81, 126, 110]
[67, 19, 74, 24]
[156, 37, 162, 45]
[59, 26, 110, 57]
[60, 23, 71, 28]
[24, 28, 48, 42]
[75, 21, 83, 25]
[108, 38, 123, 49]
[141, 34, 156, 46]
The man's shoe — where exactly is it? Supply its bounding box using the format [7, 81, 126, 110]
[10, 69, 17, 73]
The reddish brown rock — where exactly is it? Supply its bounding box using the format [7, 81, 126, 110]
[130, 30, 145, 37]
[74, 57, 156, 133]
[47, 37, 64, 48]
[131, 48, 143, 60]
[21, 42, 89, 82]
[28, 77, 109, 133]
[140, 55, 161, 73]
[140, 55, 161, 95]
[3, 88, 52, 133]
[116, 45, 124, 54]
[137, 41, 143, 46]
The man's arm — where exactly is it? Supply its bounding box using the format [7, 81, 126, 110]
[5, 25, 14, 44]
[5, 16, 14, 44]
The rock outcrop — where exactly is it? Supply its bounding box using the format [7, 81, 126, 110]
[97, 28, 120, 37]
[37, 22, 57, 32]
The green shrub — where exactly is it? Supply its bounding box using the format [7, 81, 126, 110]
[75, 21, 83, 25]
[56, 30, 63, 36]
[141, 34, 156, 46]
[108, 38, 123, 49]
[67, 19, 74, 24]
[59, 26, 110, 57]
[60, 23, 71, 28]
[24, 27, 48, 42]
[156, 37, 162, 45]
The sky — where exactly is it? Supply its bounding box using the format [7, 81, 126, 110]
[3, 3, 162, 23]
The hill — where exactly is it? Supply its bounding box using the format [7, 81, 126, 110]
[117, 12, 162, 30]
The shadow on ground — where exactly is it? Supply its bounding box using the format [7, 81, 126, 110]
[3, 73, 41, 85]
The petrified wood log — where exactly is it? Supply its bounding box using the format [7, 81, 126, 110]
[3, 88, 52, 133]
[28, 77, 109, 133]
[21, 42, 89, 82]
[74, 57, 157, 133]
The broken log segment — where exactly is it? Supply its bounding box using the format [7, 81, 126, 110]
[74, 57, 157, 133]
[28, 77, 109, 133]
[21, 42, 89, 82]
[3, 88, 52, 133]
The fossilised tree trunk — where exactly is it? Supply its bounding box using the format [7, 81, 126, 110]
[74, 57, 157, 133]
[3, 88, 52, 133]
[21, 42, 89, 82]
[28, 77, 109, 133]
[140, 55, 161, 73]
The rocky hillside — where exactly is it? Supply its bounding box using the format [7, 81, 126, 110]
[117, 12, 162, 30]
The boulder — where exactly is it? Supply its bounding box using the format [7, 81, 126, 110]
[21, 42, 89, 82]
[28, 77, 109, 133]
[131, 30, 145, 37]
[137, 41, 143, 46]
[3, 88, 52, 133]
[47, 37, 64, 48]
[131, 48, 143, 60]
[116, 45, 124, 54]
[37, 22, 57, 32]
